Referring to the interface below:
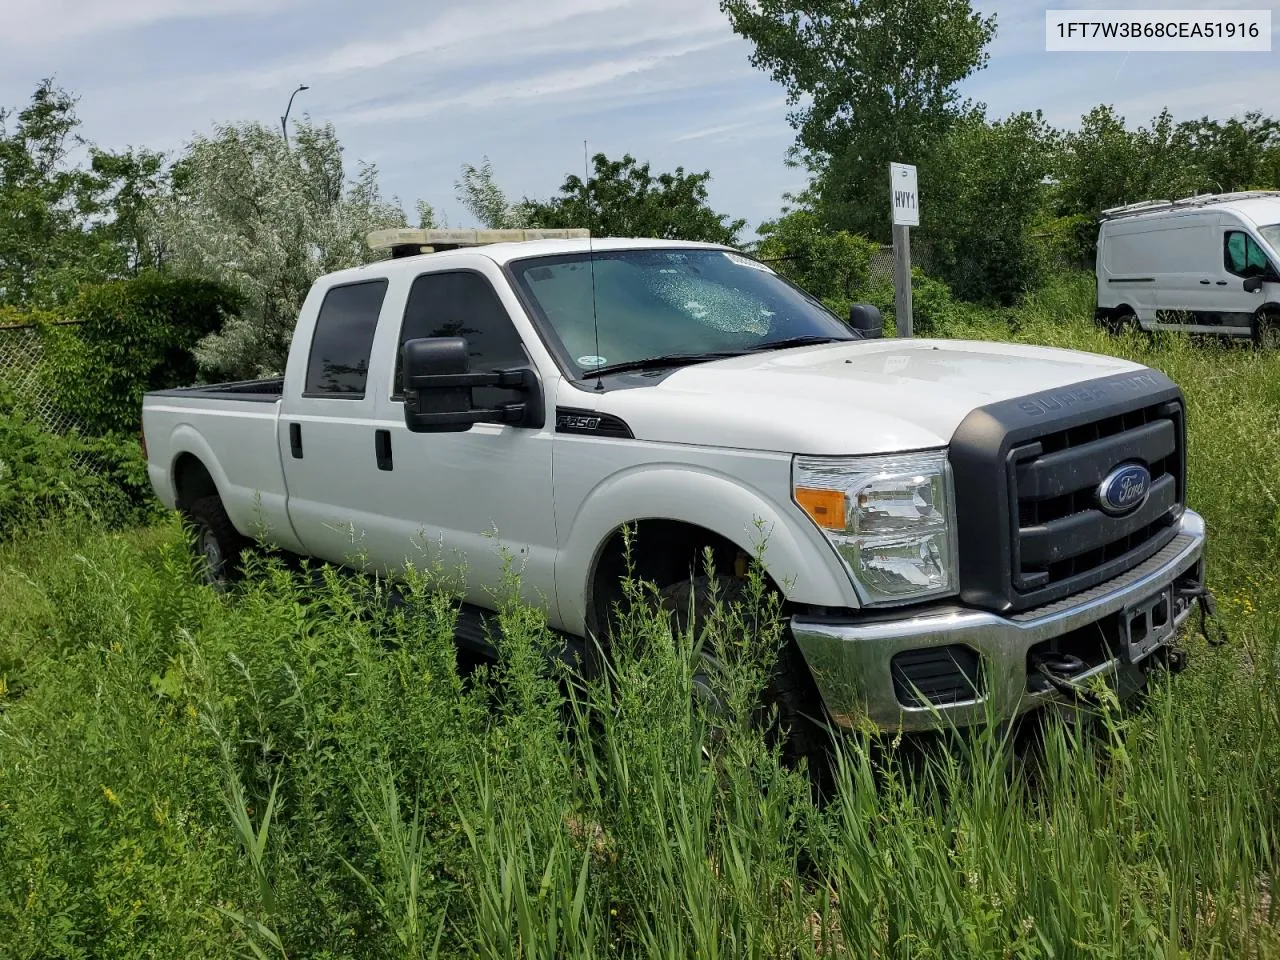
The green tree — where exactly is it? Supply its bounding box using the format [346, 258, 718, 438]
[721, 0, 996, 238]
[1173, 112, 1280, 194]
[455, 157, 533, 228]
[1055, 106, 1193, 222]
[926, 111, 1057, 303]
[755, 208, 881, 310]
[0, 80, 101, 305]
[83, 146, 169, 275]
[155, 120, 409, 377]
[525, 152, 746, 244]
[0, 80, 178, 306]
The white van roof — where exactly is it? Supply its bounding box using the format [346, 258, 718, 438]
[1101, 191, 1280, 227]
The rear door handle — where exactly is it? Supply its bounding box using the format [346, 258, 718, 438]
[289, 422, 303, 459]
[375, 429, 393, 471]
[1200, 279, 1211, 285]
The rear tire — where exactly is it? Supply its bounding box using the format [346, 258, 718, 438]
[185, 495, 249, 590]
[657, 576, 832, 784]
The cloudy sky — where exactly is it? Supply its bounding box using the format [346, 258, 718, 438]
[1, 0, 1274, 234]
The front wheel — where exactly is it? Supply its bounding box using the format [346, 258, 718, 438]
[1097, 308, 1138, 336]
[184, 495, 249, 590]
[1253, 310, 1280, 350]
[657, 576, 831, 779]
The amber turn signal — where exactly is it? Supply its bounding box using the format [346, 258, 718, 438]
[795, 487, 846, 530]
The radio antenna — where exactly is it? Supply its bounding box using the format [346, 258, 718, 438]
[585, 139, 603, 391]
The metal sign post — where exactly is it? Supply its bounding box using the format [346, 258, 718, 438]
[890, 162, 919, 337]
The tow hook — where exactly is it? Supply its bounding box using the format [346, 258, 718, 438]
[1176, 582, 1229, 648]
[1028, 652, 1101, 705]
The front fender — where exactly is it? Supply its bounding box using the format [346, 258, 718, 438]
[555, 463, 859, 637]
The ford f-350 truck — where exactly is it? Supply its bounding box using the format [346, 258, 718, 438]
[142, 230, 1208, 736]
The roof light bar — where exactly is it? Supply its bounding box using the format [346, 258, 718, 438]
[367, 227, 591, 258]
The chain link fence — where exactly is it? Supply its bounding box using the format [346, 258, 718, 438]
[0, 321, 85, 437]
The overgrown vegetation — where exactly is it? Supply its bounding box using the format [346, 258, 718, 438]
[3, 283, 1278, 957]
[37, 273, 242, 434]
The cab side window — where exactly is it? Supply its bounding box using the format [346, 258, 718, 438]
[1224, 231, 1272, 278]
[394, 271, 529, 408]
[304, 279, 388, 398]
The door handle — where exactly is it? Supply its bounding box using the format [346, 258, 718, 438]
[1216, 280, 1228, 286]
[375, 429, 393, 471]
[289, 422, 303, 459]
[1200, 279, 1211, 285]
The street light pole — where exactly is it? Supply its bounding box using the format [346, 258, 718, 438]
[280, 84, 309, 148]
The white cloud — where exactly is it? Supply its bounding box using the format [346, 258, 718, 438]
[335, 36, 734, 125]
[237, 0, 726, 91]
[0, 0, 295, 49]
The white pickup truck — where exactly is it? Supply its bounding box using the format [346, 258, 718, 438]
[143, 230, 1208, 739]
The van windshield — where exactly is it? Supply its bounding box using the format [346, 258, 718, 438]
[509, 248, 854, 378]
[1260, 223, 1280, 252]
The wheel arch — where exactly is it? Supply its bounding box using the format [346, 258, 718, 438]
[558, 465, 858, 639]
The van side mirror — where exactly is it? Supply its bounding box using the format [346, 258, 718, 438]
[1243, 276, 1265, 293]
[401, 337, 543, 433]
[848, 303, 883, 339]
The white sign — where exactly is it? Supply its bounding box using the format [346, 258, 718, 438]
[890, 162, 919, 227]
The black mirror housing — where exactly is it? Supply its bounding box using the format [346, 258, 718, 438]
[1244, 276, 1265, 293]
[401, 337, 543, 433]
[848, 303, 883, 339]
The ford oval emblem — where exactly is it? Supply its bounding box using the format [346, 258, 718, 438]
[1097, 463, 1151, 516]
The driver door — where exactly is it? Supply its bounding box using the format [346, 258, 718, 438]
[367, 266, 559, 616]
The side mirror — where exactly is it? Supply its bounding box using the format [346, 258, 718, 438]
[1243, 276, 1265, 293]
[848, 303, 883, 339]
[401, 337, 543, 434]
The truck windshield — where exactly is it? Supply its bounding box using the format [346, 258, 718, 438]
[1259, 223, 1280, 253]
[509, 248, 855, 378]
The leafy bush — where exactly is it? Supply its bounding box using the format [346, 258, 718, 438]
[0, 387, 156, 540]
[42, 273, 240, 435]
[756, 210, 883, 306]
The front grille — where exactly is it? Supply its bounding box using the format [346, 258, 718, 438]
[950, 369, 1187, 613]
[1009, 400, 1184, 598]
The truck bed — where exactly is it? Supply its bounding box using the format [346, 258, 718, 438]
[146, 377, 284, 404]
[142, 377, 300, 552]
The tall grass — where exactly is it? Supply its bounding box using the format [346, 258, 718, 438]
[2, 279, 1279, 957]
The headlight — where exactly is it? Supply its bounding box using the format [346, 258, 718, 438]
[793, 451, 957, 605]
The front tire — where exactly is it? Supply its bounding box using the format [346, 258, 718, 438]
[1097, 307, 1138, 335]
[185, 495, 249, 590]
[657, 576, 831, 780]
[1253, 310, 1280, 350]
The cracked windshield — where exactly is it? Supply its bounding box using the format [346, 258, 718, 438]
[512, 249, 853, 375]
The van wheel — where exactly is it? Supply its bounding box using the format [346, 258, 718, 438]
[1098, 308, 1137, 335]
[657, 576, 831, 784]
[1253, 310, 1280, 350]
[185, 495, 249, 590]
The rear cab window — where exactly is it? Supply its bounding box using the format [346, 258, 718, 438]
[304, 280, 389, 398]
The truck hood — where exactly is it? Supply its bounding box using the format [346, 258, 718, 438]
[584, 339, 1145, 455]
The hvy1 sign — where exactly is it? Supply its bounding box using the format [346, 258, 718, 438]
[890, 162, 919, 227]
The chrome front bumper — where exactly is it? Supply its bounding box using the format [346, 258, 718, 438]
[791, 510, 1206, 732]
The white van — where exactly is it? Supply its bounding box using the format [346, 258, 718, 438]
[1095, 191, 1280, 347]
